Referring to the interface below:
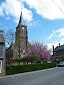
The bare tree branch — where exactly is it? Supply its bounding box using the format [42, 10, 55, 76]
[4, 29, 15, 47]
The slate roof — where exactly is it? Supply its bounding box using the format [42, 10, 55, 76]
[54, 45, 64, 51]
[0, 34, 5, 43]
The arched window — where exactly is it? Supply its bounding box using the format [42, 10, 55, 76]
[21, 42, 26, 50]
[21, 27, 26, 36]
[14, 50, 18, 58]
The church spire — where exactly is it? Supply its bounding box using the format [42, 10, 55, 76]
[19, 11, 24, 25]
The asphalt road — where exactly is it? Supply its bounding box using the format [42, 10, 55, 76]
[0, 67, 64, 85]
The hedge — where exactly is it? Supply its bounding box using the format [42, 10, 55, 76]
[6, 62, 57, 75]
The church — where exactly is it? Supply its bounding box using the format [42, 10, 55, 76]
[6, 11, 29, 65]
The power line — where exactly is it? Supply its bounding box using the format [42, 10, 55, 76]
[52, 0, 64, 14]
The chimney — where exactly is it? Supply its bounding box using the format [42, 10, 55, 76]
[59, 43, 60, 47]
[0, 30, 4, 35]
[52, 45, 54, 55]
[59, 43, 60, 50]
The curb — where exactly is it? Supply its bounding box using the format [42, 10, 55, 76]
[0, 67, 57, 80]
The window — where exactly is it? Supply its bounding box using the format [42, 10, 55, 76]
[14, 50, 18, 58]
[21, 27, 26, 36]
[0, 60, 2, 73]
[21, 42, 26, 53]
[21, 42, 26, 49]
[0, 44, 3, 58]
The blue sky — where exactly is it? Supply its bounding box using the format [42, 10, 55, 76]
[0, 0, 64, 49]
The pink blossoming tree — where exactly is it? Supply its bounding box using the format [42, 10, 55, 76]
[27, 42, 51, 62]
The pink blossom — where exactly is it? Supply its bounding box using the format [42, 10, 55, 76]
[27, 41, 51, 62]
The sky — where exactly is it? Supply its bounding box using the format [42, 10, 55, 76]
[0, 0, 64, 50]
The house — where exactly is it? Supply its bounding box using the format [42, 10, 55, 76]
[0, 30, 5, 75]
[53, 43, 64, 56]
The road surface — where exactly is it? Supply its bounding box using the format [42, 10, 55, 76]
[0, 67, 64, 85]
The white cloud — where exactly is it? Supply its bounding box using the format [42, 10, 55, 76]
[48, 28, 64, 51]
[0, 7, 4, 16]
[22, 0, 64, 20]
[1, 0, 64, 23]
[61, 38, 64, 41]
[22, 7, 33, 22]
[48, 34, 54, 39]
[6, 16, 10, 20]
[48, 28, 64, 39]
[0, 0, 33, 23]
[28, 20, 40, 28]
[48, 30, 56, 39]
[56, 28, 64, 37]
[47, 41, 64, 50]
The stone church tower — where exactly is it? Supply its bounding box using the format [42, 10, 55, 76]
[6, 11, 28, 64]
[15, 11, 28, 58]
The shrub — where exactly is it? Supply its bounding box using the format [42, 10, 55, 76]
[13, 58, 21, 65]
[6, 62, 57, 75]
[12, 55, 40, 64]
[21, 55, 40, 63]
[51, 55, 64, 62]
